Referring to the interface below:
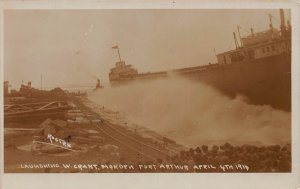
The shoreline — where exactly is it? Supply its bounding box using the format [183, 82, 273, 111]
[3, 96, 291, 173]
[80, 96, 187, 153]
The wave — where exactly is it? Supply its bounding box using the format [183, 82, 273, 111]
[88, 77, 291, 147]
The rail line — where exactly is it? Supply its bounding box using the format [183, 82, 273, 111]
[90, 116, 172, 161]
[103, 120, 178, 155]
[76, 100, 177, 161]
[93, 122, 158, 161]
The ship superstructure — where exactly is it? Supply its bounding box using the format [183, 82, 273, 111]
[109, 45, 138, 81]
[217, 9, 291, 65]
[109, 61, 138, 81]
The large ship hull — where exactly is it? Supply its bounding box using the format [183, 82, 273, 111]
[110, 52, 291, 111]
[178, 52, 291, 111]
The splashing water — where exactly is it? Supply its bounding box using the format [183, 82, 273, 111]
[88, 77, 291, 147]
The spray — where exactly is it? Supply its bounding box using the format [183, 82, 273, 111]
[88, 77, 291, 147]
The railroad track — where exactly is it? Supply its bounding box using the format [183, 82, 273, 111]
[94, 122, 168, 161]
[76, 99, 177, 162]
[104, 120, 178, 155]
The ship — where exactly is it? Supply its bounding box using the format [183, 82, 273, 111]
[95, 78, 104, 90]
[109, 9, 291, 111]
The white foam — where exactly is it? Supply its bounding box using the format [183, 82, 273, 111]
[88, 77, 291, 147]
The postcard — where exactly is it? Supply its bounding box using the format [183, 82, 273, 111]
[1, 0, 300, 189]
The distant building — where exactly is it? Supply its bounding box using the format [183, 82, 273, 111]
[4, 81, 9, 96]
[19, 81, 33, 94]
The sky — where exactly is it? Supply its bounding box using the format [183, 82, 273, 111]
[4, 9, 291, 90]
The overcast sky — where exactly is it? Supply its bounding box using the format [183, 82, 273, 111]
[4, 9, 290, 90]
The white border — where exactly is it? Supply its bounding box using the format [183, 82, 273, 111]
[1, 0, 300, 189]
[1, 1, 5, 189]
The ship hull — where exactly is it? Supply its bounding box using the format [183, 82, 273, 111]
[178, 52, 291, 111]
[110, 52, 291, 111]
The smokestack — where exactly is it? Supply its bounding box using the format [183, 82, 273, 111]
[280, 9, 286, 27]
[28, 81, 32, 88]
[280, 9, 286, 37]
[251, 28, 254, 37]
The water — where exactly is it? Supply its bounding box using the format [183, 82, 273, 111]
[88, 77, 291, 147]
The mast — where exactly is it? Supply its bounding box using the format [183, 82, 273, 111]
[268, 13, 273, 30]
[112, 45, 122, 62]
[117, 47, 122, 62]
[233, 32, 239, 49]
[251, 28, 254, 37]
[237, 25, 243, 47]
[41, 75, 43, 90]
